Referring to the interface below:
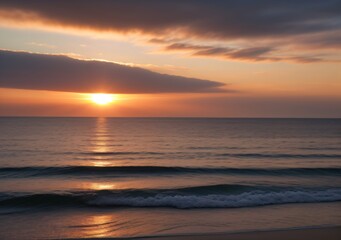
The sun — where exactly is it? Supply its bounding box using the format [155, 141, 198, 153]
[91, 93, 116, 105]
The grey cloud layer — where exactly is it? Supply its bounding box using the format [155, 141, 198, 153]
[0, 50, 225, 93]
[0, 0, 340, 39]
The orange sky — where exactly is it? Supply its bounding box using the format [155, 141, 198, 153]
[0, 1, 340, 117]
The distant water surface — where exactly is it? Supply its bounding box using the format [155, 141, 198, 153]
[0, 118, 340, 239]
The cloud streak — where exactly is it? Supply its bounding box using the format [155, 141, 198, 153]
[0, 50, 225, 94]
[160, 41, 323, 63]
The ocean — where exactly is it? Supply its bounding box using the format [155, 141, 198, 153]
[0, 117, 340, 239]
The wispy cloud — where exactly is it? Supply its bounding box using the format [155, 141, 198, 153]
[157, 41, 324, 63]
[27, 41, 56, 49]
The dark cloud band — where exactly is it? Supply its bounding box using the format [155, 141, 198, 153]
[0, 0, 340, 39]
[0, 50, 225, 93]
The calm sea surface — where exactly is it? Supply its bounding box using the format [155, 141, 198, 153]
[0, 118, 340, 239]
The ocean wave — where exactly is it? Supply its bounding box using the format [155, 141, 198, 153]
[218, 153, 341, 159]
[186, 146, 245, 150]
[1, 185, 340, 209]
[81, 151, 164, 156]
[63, 151, 341, 159]
[90, 188, 341, 209]
[0, 166, 340, 178]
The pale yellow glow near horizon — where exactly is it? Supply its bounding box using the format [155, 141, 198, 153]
[90, 93, 117, 105]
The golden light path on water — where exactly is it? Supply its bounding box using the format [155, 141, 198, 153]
[81, 214, 117, 238]
[91, 118, 117, 190]
[79, 118, 126, 238]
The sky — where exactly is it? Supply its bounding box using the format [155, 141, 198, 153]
[0, 0, 340, 117]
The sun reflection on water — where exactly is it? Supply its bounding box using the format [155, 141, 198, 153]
[86, 118, 119, 192]
[82, 215, 114, 238]
[91, 160, 112, 167]
[94, 117, 109, 148]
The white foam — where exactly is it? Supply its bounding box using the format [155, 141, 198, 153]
[88, 188, 341, 208]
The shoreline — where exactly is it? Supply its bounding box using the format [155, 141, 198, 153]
[67, 226, 341, 240]
[141, 226, 341, 240]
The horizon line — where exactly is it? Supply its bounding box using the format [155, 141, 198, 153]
[0, 116, 340, 119]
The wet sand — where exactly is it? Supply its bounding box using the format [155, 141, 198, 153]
[138, 227, 341, 240]
[69, 226, 341, 239]
[137, 226, 341, 240]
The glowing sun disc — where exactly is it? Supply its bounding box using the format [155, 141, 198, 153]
[91, 94, 115, 105]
